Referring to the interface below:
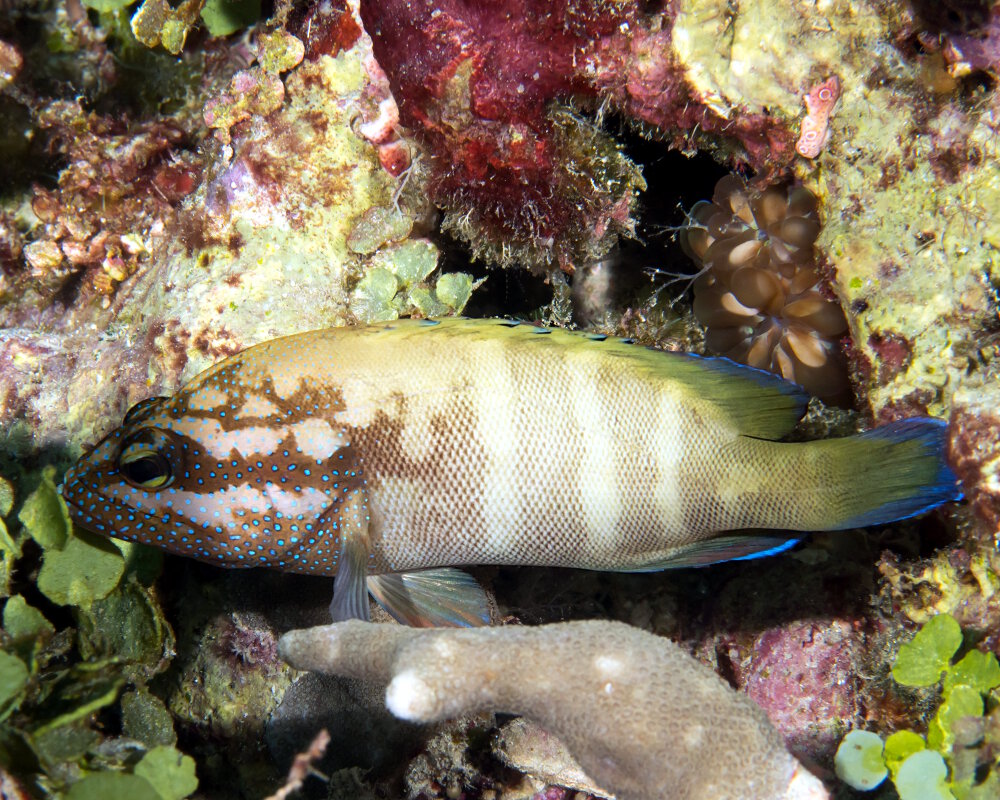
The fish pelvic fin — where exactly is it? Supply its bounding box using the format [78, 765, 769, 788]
[330, 536, 372, 622]
[367, 568, 490, 627]
[807, 417, 962, 530]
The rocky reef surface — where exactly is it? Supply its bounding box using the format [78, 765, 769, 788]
[0, 1, 997, 799]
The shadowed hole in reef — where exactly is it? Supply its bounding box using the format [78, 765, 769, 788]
[447, 126, 730, 321]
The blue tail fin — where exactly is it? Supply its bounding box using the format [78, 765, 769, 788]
[833, 418, 962, 529]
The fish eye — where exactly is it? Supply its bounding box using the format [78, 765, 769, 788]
[118, 431, 174, 489]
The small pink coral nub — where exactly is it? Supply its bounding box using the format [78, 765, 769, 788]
[681, 176, 850, 405]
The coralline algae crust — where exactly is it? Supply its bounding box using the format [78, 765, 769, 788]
[137, 48, 394, 383]
[672, 0, 843, 119]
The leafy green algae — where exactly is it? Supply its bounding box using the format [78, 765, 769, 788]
[200, 0, 261, 37]
[837, 615, 1000, 799]
[349, 239, 481, 323]
[893, 614, 964, 687]
[133, 745, 199, 800]
[0, 470, 193, 799]
[21, 470, 125, 610]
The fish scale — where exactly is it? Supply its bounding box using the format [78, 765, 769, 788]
[62, 318, 962, 627]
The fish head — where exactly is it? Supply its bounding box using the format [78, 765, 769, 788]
[63, 394, 190, 549]
[62, 365, 351, 575]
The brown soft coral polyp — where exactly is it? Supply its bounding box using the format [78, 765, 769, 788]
[682, 176, 850, 405]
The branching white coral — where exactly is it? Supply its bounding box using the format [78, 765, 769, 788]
[279, 619, 829, 800]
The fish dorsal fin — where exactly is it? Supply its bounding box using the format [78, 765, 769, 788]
[367, 318, 810, 440]
[488, 320, 811, 440]
[659, 352, 810, 440]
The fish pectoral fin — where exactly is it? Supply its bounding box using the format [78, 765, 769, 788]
[623, 533, 802, 571]
[367, 568, 490, 627]
[328, 489, 374, 623]
[330, 535, 372, 622]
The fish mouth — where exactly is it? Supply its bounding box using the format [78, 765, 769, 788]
[60, 464, 128, 537]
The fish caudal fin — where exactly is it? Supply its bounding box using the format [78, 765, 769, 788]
[810, 418, 962, 530]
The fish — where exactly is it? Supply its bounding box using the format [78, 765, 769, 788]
[61, 318, 962, 627]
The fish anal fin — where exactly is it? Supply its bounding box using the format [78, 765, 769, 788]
[623, 533, 802, 571]
[367, 568, 490, 627]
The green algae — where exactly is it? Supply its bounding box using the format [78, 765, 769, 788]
[20, 471, 125, 610]
[200, 0, 261, 37]
[18, 470, 71, 551]
[885, 731, 929, 775]
[349, 239, 481, 322]
[837, 615, 1000, 798]
[81, 0, 134, 12]
[895, 750, 954, 800]
[0, 651, 29, 723]
[0, 469, 190, 797]
[131, 0, 206, 55]
[121, 690, 177, 747]
[944, 651, 1000, 697]
[893, 614, 964, 687]
[3, 596, 55, 645]
[38, 533, 125, 611]
[834, 729, 888, 791]
[91, 0, 262, 44]
[347, 205, 415, 255]
[67, 772, 163, 800]
[350, 268, 399, 323]
[133, 745, 199, 800]
[0, 479, 20, 598]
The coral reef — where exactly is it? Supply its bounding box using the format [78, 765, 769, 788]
[494, 717, 615, 798]
[681, 175, 850, 404]
[0, 3, 478, 796]
[0, 1, 471, 460]
[947, 378, 1000, 538]
[16, 101, 198, 306]
[357, 0, 807, 271]
[203, 31, 304, 144]
[1, 0, 999, 797]
[279, 619, 829, 800]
